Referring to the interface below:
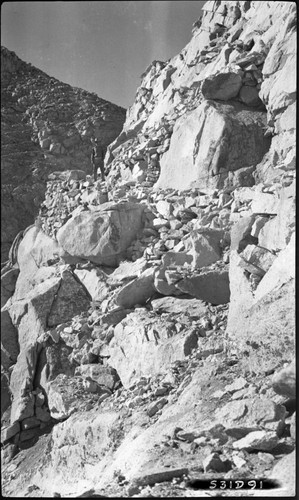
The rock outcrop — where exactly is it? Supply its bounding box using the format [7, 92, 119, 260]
[1, 46, 126, 261]
[1, 1, 295, 498]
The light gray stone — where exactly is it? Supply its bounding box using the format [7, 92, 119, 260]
[108, 311, 196, 388]
[75, 364, 119, 390]
[155, 101, 269, 191]
[233, 430, 278, 451]
[184, 229, 223, 269]
[254, 232, 295, 302]
[57, 202, 145, 266]
[114, 267, 156, 308]
[74, 268, 109, 302]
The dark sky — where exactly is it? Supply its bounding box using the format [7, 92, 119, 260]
[1, 1, 205, 108]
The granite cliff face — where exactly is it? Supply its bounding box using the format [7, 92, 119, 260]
[1, 2, 296, 498]
[106, 1, 295, 192]
[1, 46, 126, 260]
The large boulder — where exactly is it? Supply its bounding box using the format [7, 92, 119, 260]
[155, 101, 270, 191]
[107, 310, 197, 387]
[7, 269, 90, 353]
[57, 202, 145, 266]
[201, 72, 243, 101]
[176, 268, 230, 305]
[215, 397, 286, 439]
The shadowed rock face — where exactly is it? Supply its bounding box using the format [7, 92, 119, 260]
[1, 46, 126, 261]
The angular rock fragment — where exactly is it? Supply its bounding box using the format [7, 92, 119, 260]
[74, 268, 109, 302]
[239, 244, 276, 276]
[176, 268, 230, 305]
[114, 267, 157, 308]
[147, 397, 168, 417]
[151, 296, 206, 317]
[215, 397, 286, 439]
[184, 229, 223, 269]
[230, 215, 257, 252]
[233, 430, 279, 451]
[254, 232, 295, 302]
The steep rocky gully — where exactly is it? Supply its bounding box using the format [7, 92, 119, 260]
[1, 1, 296, 498]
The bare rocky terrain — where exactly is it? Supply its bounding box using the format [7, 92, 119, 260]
[1, 1, 296, 498]
[1, 46, 126, 261]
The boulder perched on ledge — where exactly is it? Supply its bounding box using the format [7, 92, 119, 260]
[57, 202, 145, 266]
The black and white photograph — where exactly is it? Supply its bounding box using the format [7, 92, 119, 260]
[1, 1, 296, 497]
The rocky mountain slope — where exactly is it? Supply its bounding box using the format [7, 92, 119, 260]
[1, 46, 126, 261]
[1, 1, 296, 498]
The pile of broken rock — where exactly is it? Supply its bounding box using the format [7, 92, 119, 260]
[1, 167, 295, 497]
